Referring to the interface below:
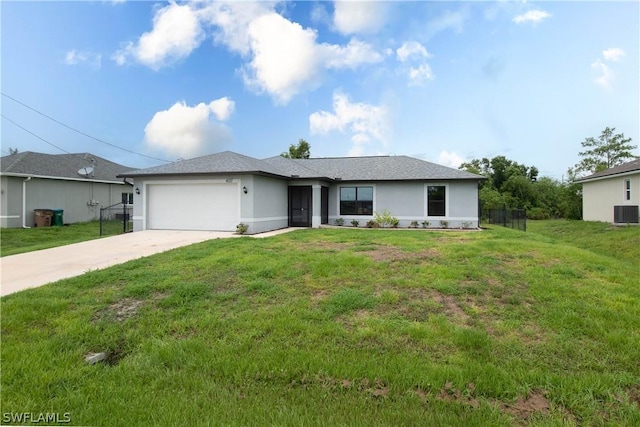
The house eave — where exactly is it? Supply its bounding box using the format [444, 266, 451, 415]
[0, 172, 129, 185]
[576, 169, 640, 184]
[118, 170, 291, 180]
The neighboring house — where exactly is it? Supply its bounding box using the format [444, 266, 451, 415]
[576, 159, 640, 224]
[1, 152, 134, 228]
[119, 151, 485, 234]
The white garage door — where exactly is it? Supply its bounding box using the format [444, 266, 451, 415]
[147, 183, 239, 231]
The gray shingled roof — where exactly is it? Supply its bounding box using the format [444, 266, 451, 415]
[0, 151, 134, 183]
[277, 155, 483, 181]
[120, 151, 484, 181]
[576, 159, 640, 182]
[261, 156, 330, 178]
[121, 151, 289, 178]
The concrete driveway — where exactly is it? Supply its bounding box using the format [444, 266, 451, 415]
[1, 228, 296, 297]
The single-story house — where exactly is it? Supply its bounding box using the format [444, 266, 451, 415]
[119, 151, 485, 234]
[576, 159, 640, 224]
[1, 151, 133, 228]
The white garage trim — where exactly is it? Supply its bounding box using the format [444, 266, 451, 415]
[143, 179, 241, 231]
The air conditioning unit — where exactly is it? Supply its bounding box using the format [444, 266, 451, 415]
[614, 205, 639, 223]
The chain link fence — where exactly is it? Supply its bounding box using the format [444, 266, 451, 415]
[100, 203, 133, 236]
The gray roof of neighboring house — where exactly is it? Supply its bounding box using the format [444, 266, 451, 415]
[576, 159, 640, 182]
[0, 151, 134, 183]
[120, 151, 485, 181]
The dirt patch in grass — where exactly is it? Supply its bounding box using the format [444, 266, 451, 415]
[628, 385, 640, 407]
[435, 384, 561, 423]
[360, 245, 439, 263]
[500, 389, 551, 420]
[431, 292, 471, 324]
[92, 298, 145, 323]
[438, 381, 480, 408]
[311, 289, 329, 302]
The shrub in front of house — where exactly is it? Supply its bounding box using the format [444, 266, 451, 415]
[236, 223, 249, 234]
[335, 218, 345, 226]
[374, 209, 399, 228]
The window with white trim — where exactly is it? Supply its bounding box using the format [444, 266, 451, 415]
[122, 192, 134, 205]
[625, 179, 631, 201]
[340, 186, 373, 215]
[427, 185, 446, 216]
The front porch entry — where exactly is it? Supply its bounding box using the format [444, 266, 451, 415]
[288, 185, 329, 228]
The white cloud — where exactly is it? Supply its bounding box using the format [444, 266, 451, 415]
[396, 41, 431, 63]
[115, 2, 383, 103]
[240, 13, 382, 104]
[209, 97, 235, 121]
[64, 49, 102, 68]
[591, 48, 625, 89]
[425, 8, 468, 40]
[310, 3, 330, 25]
[512, 9, 551, 25]
[591, 59, 614, 89]
[333, 1, 387, 35]
[144, 99, 234, 158]
[323, 38, 384, 69]
[437, 151, 465, 169]
[408, 64, 434, 86]
[242, 13, 324, 104]
[309, 92, 388, 154]
[602, 48, 626, 62]
[113, 2, 204, 70]
[200, 1, 275, 56]
[396, 41, 434, 86]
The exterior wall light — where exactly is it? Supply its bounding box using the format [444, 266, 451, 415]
[243, 186, 248, 194]
[135, 187, 141, 195]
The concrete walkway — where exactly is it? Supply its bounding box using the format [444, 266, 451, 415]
[1, 228, 298, 297]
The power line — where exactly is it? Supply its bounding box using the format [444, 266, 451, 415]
[1, 92, 172, 163]
[2, 115, 116, 172]
[2, 114, 79, 156]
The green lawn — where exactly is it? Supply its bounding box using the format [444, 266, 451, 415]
[1, 224, 639, 425]
[527, 219, 640, 264]
[0, 221, 124, 257]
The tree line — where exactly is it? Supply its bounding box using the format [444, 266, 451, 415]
[459, 127, 637, 219]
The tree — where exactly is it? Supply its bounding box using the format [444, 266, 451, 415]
[573, 127, 637, 175]
[281, 139, 311, 159]
[8, 147, 19, 155]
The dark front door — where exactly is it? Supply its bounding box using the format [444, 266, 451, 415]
[289, 186, 312, 227]
[321, 187, 329, 224]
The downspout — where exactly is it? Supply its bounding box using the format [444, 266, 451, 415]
[22, 176, 32, 228]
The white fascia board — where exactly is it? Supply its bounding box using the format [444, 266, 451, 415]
[0, 172, 128, 185]
[577, 170, 640, 184]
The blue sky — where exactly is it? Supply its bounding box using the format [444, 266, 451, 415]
[2, 1, 638, 179]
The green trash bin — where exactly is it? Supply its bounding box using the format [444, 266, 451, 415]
[52, 209, 64, 226]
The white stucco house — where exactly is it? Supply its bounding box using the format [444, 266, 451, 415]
[576, 159, 640, 224]
[119, 151, 485, 234]
[1, 152, 133, 228]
